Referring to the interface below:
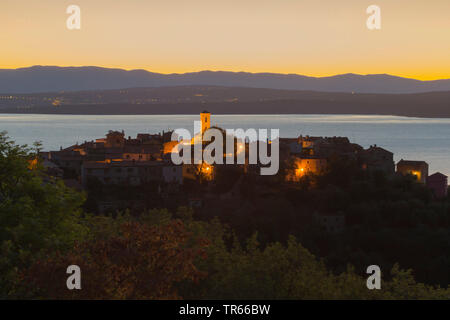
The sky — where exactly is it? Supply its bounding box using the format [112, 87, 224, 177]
[1, 0, 449, 80]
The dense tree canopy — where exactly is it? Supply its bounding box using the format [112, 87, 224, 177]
[1, 133, 449, 299]
[0, 132, 87, 298]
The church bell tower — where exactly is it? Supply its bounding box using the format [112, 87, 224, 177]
[200, 110, 211, 134]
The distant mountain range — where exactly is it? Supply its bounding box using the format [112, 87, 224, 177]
[1, 66, 450, 94]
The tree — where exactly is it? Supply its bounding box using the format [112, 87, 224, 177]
[0, 132, 87, 298]
[24, 220, 208, 299]
[181, 230, 450, 300]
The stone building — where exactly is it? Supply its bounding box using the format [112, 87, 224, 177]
[81, 160, 164, 186]
[397, 160, 429, 183]
[285, 156, 328, 181]
[105, 130, 125, 148]
[361, 145, 395, 174]
[426, 172, 448, 199]
[200, 110, 211, 135]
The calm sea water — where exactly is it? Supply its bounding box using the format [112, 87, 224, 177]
[1, 114, 449, 176]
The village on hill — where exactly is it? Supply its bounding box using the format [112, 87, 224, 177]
[39, 111, 447, 224]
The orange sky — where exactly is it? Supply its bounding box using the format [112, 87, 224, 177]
[1, 0, 449, 80]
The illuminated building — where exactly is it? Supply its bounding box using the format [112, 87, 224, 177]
[286, 157, 328, 182]
[200, 110, 211, 135]
[396, 160, 429, 183]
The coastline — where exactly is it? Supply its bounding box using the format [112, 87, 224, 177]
[1, 98, 450, 118]
[1, 110, 450, 120]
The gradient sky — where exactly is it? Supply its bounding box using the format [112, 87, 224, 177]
[1, 0, 449, 80]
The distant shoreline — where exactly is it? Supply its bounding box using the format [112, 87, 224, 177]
[1, 85, 449, 118]
[1, 110, 448, 119]
[1, 98, 450, 118]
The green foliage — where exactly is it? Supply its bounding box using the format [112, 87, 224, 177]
[211, 158, 450, 287]
[1, 131, 448, 299]
[0, 132, 88, 298]
[24, 219, 207, 299]
[175, 212, 449, 299]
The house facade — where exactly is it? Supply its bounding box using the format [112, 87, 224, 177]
[397, 160, 429, 183]
[361, 145, 395, 174]
[81, 160, 164, 186]
[427, 172, 448, 199]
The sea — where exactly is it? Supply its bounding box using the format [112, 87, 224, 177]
[1, 113, 449, 176]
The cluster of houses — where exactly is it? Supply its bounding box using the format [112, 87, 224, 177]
[397, 160, 448, 199]
[279, 136, 448, 233]
[41, 111, 448, 199]
[280, 135, 447, 199]
[40, 129, 185, 188]
[39, 111, 448, 220]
